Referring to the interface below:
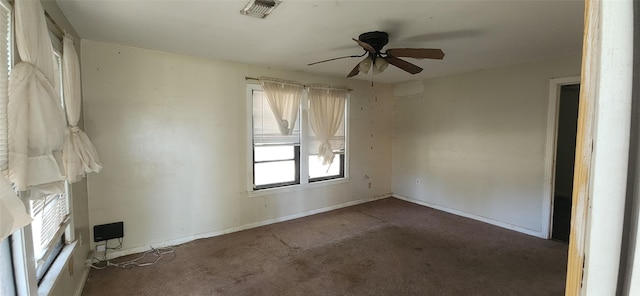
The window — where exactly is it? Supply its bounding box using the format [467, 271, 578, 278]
[0, 1, 75, 293]
[250, 84, 348, 190]
[252, 90, 301, 189]
[307, 92, 346, 182]
[28, 48, 70, 283]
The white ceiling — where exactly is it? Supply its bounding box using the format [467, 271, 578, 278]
[54, 0, 584, 84]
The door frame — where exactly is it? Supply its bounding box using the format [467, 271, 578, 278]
[565, 0, 635, 293]
[542, 76, 581, 239]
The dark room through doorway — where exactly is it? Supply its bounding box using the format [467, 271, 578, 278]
[551, 83, 580, 243]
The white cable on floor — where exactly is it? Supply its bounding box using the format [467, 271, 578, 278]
[90, 239, 175, 270]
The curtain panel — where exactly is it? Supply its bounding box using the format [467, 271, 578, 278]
[7, 0, 66, 198]
[62, 34, 102, 183]
[0, 177, 31, 241]
[308, 87, 347, 166]
[15, 0, 57, 85]
[259, 77, 303, 136]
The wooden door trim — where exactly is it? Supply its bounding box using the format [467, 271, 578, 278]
[565, 0, 599, 294]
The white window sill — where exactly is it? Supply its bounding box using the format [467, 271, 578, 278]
[249, 178, 349, 198]
[37, 240, 77, 296]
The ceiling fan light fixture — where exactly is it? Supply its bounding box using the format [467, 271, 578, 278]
[240, 0, 281, 19]
[358, 57, 372, 74]
[373, 57, 389, 74]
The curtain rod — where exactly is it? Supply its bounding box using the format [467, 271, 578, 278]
[245, 76, 353, 92]
[44, 10, 65, 38]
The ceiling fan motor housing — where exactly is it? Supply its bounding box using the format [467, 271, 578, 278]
[358, 31, 389, 53]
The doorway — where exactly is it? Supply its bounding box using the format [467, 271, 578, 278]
[542, 76, 581, 241]
[551, 84, 580, 242]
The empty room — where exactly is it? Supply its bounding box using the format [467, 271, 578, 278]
[1, 0, 638, 295]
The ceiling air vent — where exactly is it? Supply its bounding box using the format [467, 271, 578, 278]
[240, 0, 281, 19]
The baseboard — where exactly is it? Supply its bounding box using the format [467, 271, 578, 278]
[392, 194, 545, 238]
[103, 194, 392, 260]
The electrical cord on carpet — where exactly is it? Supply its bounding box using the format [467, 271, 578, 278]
[90, 238, 175, 270]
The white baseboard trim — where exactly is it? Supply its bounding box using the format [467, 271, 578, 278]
[103, 194, 392, 260]
[74, 265, 90, 296]
[392, 194, 545, 238]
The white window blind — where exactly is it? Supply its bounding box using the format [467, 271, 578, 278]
[0, 0, 10, 174]
[29, 194, 67, 260]
[252, 90, 300, 146]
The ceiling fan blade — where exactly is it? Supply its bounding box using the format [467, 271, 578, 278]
[352, 38, 376, 53]
[383, 56, 423, 74]
[386, 48, 445, 60]
[347, 64, 360, 78]
[307, 52, 367, 66]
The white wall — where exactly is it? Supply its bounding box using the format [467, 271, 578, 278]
[392, 56, 581, 236]
[80, 40, 393, 254]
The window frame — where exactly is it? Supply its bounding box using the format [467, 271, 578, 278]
[247, 83, 349, 195]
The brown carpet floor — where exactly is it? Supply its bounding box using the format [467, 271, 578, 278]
[82, 198, 568, 296]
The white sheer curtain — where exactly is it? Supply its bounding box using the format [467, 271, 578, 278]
[7, 0, 66, 197]
[308, 87, 347, 165]
[62, 34, 102, 183]
[259, 77, 303, 136]
[15, 0, 56, 86]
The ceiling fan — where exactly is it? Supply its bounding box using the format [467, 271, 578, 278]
[308, 31, 445, 78]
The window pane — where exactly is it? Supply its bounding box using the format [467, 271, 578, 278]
[309, 155, 341, 179]
[254, 145, 294, 162]
[255, 160, 296, 186]
[0, 239, 14, 295]
[29, 194, 67, 262]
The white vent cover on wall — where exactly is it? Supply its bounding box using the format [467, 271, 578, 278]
[241, 0, 282, 19]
